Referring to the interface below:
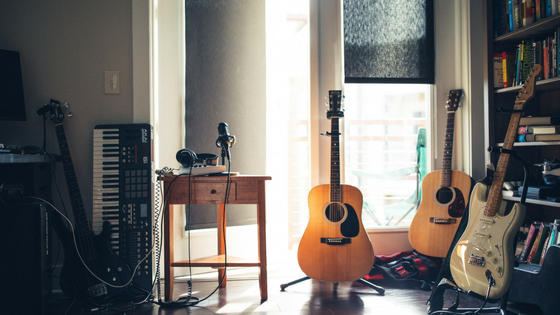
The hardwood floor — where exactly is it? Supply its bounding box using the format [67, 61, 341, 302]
[45, 255, 542, 315]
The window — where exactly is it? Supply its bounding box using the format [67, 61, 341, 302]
[343, 84, 430, 227]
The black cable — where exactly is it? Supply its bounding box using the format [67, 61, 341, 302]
[156, 155, 233, 308]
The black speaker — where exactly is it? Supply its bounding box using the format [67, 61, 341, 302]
[0, 202, 51, 315]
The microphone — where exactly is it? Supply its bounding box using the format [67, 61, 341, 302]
[36, 103, 52, 116]
[216, 122, 236, 148]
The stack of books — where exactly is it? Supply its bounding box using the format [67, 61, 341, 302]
[518, 220, 560, 265]
[517, 116, 560, 142]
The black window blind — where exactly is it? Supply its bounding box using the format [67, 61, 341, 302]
[343, 0, 434, 84]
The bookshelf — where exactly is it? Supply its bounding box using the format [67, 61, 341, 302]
[487, 2, 560, 314]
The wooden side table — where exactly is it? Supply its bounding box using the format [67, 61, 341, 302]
[159, 175, 271, 302]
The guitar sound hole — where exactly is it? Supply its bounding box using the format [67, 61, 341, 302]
[325, 203, 345, 223]
[436, 187, 454, 204]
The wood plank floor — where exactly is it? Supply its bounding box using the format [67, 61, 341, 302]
[45, 257, 543, 315]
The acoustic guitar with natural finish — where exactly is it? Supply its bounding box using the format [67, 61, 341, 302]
[408, 89, 473, 258]
[297, 90, 374, 282]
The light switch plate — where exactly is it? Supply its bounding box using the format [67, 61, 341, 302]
[104, 71, 120, 94]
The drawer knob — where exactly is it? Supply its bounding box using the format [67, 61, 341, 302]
[211, 189, 217, 194]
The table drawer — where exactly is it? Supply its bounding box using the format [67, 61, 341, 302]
[193, 181, 237, 202]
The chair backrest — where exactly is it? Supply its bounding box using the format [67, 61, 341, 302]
[416, 128, 427, 201]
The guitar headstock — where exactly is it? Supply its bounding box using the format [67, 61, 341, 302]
[327, 90, 343, 119]
[46, 99, 68, 125]
[446, 89, 463, 112]
[514, 64, 541, 110]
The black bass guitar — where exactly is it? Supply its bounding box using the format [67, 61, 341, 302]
[47, 99, 131, 300]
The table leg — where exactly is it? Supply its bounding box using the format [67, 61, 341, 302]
[257, 180, 268, 301]
[217, 204, 227, 287]
[164, 203, 175, 301]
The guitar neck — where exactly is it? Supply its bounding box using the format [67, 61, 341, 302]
[54, 123, 90, 236]
[331, 116, 341, 202]
[485, 109, 523, 217]
[441, 110, 456, 187]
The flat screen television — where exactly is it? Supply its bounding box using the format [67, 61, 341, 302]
[0, 49, 26, 121]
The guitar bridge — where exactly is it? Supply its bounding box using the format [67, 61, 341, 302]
[468, 254, 485, 267]
[321, 237, 351, 245]
[429, 217, 457, 224]
[87, 283, 108, 298]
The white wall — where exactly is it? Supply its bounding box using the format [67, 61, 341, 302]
[0, 0, 135, 227]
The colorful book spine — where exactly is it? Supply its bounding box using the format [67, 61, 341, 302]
[494, 53, 504, 88]
[523, 0, 534, 26]
[520, 222, 540, 261]
[521, 40, 532, 82]
[516, 44, 521, 85]
[540, 233, 551, 265]
[550, 219, 560, 247]
[503, 51, 516, 87]
[509, 0, 515, 31]
[527, 222, 545, 263]
[532, 223, 550, 264]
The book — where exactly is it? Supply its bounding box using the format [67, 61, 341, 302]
[515, 44, 521, 84]
[518, 116, 560, 125]
[534, 224, 550, 264]
[523, 0, 534, 26]
[520, 221, 541, 261]
[521, 40, 532, 83]
[494, 53, 504, 88]
[527, 222, 550, 263]
[502, 51, 516, 87]
[519, 133, 560, 141]
[530, 125, 560, 134]
[549, 219, 559, 248]
[509, 0, 515, 32]
[539, 233, 551, 265]
[518, 125, 560, 134]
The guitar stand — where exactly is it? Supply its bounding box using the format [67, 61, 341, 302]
[280, 276, 385, 295]
[427, 149, 529, 315]
[428, 278, 508, 314]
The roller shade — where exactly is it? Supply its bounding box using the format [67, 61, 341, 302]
[343, 0, 434, 84]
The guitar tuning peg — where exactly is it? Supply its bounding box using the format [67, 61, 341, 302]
[63, 102, 69, 108]
[67, 112, 73, 118]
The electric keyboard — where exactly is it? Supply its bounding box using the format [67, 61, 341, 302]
[92, 124, 153, 293]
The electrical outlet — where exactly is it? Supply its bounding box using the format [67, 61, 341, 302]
[104, 71, 120, 94]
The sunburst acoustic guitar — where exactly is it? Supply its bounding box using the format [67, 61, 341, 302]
[408, 89, 473, 258]
[450, 64, 540, 299]
[297, 90, 374, 282]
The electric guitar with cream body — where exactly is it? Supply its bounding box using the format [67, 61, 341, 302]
[449, 65, 540, 299]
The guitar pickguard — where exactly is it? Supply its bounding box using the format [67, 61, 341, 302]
[340, 204, 359, 237]
[447, 187, 466, 217]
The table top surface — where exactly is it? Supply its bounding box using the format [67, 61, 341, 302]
[0, 153, 60, 164]
[158, 174, 271, 182]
